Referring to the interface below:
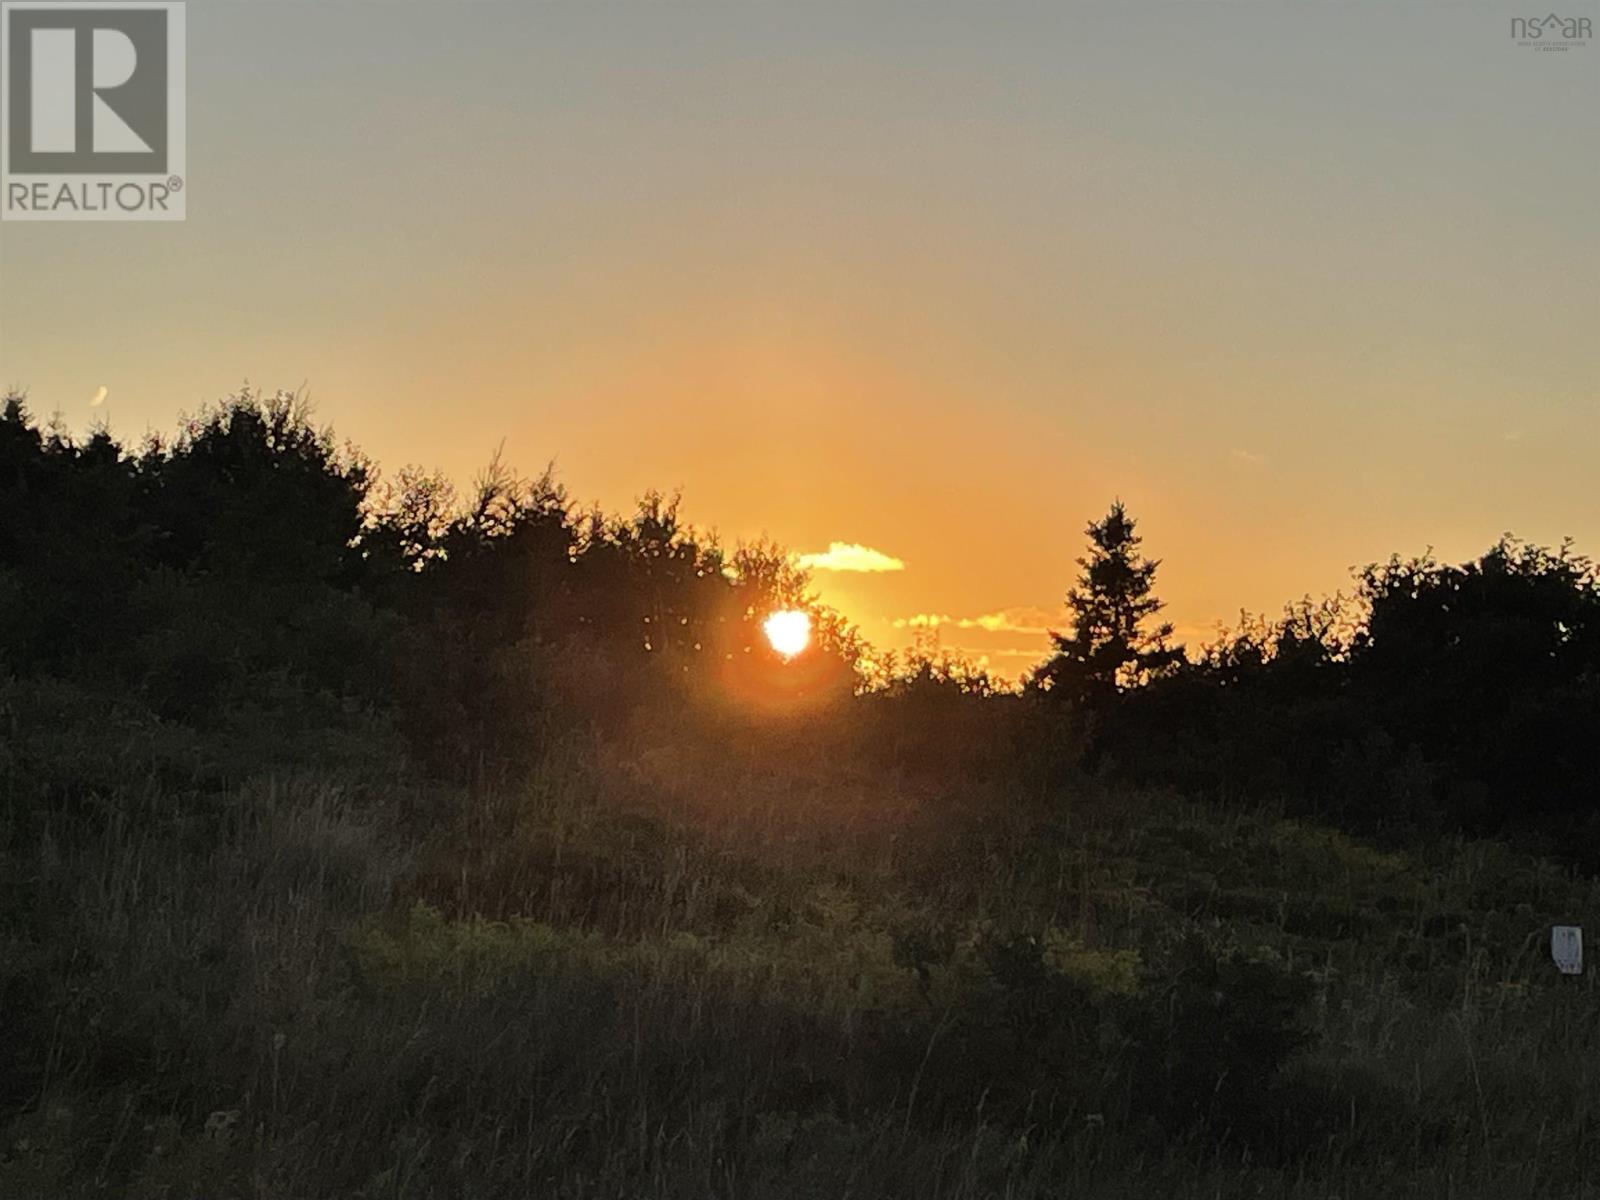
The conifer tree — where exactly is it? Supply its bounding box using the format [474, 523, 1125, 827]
[1033, 500, 1182, 708]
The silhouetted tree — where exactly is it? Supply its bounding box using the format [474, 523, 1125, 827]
[1348, 538, 1600, 833]
[1032, 501, 1182, 712]
[140, 388, 373, 591]
[0, 393, 150, 669]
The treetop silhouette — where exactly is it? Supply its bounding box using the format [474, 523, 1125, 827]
[1031, 500, 1182, 710]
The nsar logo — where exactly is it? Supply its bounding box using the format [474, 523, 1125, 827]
[1510, 12, 1592, 49]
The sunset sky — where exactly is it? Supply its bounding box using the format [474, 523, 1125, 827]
[1, 2, 1595, 677]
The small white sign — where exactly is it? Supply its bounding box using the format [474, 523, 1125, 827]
[1552, 925, 1583, 975]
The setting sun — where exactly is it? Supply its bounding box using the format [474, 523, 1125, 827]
[762, 609, 811, 658]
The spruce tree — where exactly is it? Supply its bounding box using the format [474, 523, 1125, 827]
[1033, 500, 1181, 709]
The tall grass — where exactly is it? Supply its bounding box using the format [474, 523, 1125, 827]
[3, 706, 1599, 1198]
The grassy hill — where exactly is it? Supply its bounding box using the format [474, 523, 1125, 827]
[5, 694, 1597, 1199]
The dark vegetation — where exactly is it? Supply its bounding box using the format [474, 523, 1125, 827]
[2, 388, 1597, 1198]
[1043, 502, 1600, 862]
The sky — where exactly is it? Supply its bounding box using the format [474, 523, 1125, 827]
[1, 1, 1596, 678]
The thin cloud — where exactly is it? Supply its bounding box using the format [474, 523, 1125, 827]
[1229, 448, 1266, 466]
[943, 645, 1051, 660]
[962, 606, 1056, 633]
[893, 613, 950, 629]
[796, 542, 906, 573]
[893, 605, 1056, 634]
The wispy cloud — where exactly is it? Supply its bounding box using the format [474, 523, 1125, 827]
[963, 606, 1057, 633]
[1229, 447, 1265, 466]
[796, 542, 906, 573]
[892, 605, 1057, 633]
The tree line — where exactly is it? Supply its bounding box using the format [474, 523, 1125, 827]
[3, 387, 1595, 857]
[1024, 499, 1600, 859]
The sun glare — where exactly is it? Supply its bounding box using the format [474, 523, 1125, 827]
[763, 609, 811, 658]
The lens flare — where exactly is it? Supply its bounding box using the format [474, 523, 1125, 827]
[762, 609, 811, 658]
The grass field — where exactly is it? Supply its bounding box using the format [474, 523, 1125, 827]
[5, 686, 1597, 1199]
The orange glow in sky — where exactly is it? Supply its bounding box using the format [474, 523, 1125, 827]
[0, 4, 1593, 681]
